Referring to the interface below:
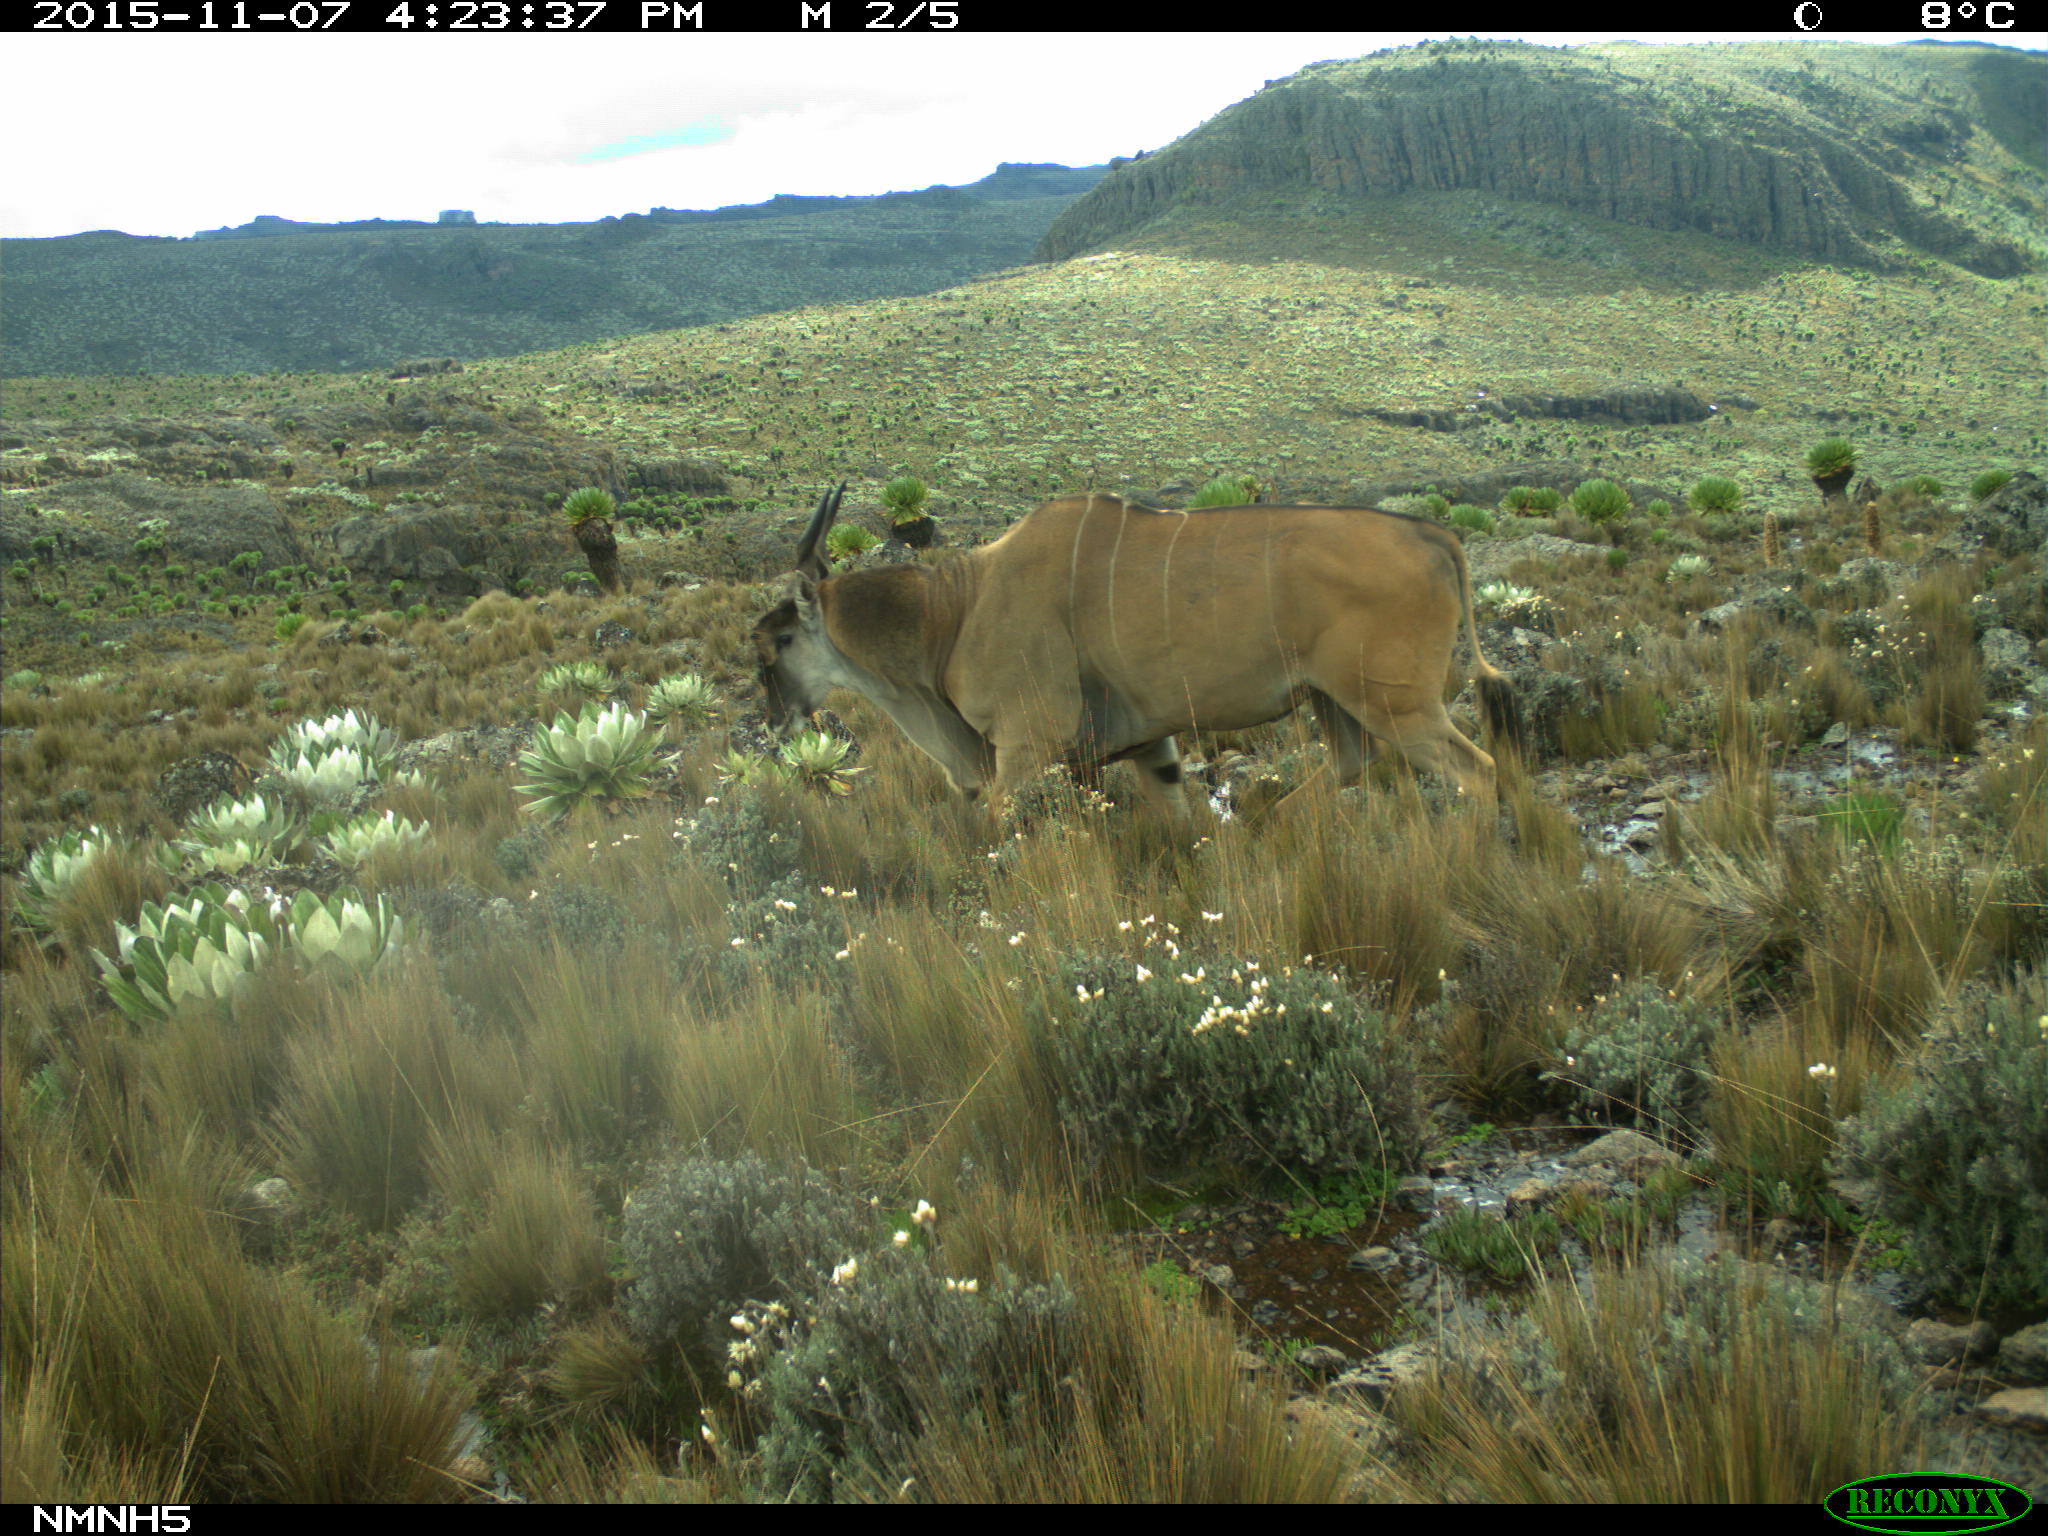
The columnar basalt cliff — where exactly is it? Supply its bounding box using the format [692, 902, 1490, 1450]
[1037, 40, 2044, 277]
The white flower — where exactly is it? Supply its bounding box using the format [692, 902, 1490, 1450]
[831, 1258, 859, 1286]
[913, 1199, 937, 1227]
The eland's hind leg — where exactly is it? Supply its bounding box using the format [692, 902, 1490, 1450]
[1367, 706, 1498, 810]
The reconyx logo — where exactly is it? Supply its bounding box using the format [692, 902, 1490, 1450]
[1825, 1475, 2033, 1535]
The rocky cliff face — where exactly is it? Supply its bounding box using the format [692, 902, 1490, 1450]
[1038, 40, 2044, 277]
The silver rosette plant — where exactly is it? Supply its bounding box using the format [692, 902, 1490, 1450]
[319, 808, 432, 869]
[516, 701, 660, 821]
[16, 825, 127, 933]
[92, 884, 278, 1022]
[284, 887, 406, 978]
[175, 793, 303, 875]
[270, 708, 399, 778]
[643, 673, 723, 736]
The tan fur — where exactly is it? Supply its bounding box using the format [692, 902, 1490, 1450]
[753, 494, 1517, 817]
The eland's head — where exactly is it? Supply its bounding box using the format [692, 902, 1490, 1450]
[750, 484, 845, 739]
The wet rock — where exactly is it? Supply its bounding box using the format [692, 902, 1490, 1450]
[1974, 1388, 2048, 1434]
[1692, 590, 1815, 637]
[1331, 1342, 1438, 1410]
[1906, 1317, 2000, 1366]
[1283, 1396, 1395, 1466]
[241, 1176, 299, 1224]
[1393, 1175, 1437, 1213]
[1980, 628, 2036, 699]
[1952, 469, 2048, 557]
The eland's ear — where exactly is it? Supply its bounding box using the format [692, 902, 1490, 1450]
[793, 482, 846, 583]
[785, 570, 820, 614]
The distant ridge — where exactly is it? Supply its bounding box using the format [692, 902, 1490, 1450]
[1038, 40, 2044, 277]
[185, 164, 1106, 243]
[2, 164, 1108, 377]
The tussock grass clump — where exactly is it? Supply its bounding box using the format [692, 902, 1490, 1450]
[1381, 1257, 1930, 1502]
[269, 965, 516, 1230]
[1896, 568, 1985, 753]
[448, 1146, 611, 1322]
[3, 1155, 471, 1503]
[1832, 976, 2048, 1314]
[1706, 1010, 1887, 1216]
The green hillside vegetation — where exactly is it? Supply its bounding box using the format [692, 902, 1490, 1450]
[2, 39, 2044, 1506]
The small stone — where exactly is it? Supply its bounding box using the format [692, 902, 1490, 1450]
[1292, 1345, 1349, 1378]
[1346, 1245, 1400, 1274]
[1565, 1128, 1675, 1172]
[1202, 1264, 1236, 1290]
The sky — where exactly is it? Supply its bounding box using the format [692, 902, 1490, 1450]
[3, 30, 2041, 241]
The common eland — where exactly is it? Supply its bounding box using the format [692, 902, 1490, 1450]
[751, 487, 1522, 817]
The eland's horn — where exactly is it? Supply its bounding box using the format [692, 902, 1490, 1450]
[793, 482, 847, 579]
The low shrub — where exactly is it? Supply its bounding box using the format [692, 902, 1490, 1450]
[1831, 982, 2048, 1313]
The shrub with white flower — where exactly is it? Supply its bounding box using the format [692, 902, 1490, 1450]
[1040, 951, 1424, 1177]
[320, 808, 431, 869]
[516, 700, 659, 820]
[16, 825, 127, 932]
